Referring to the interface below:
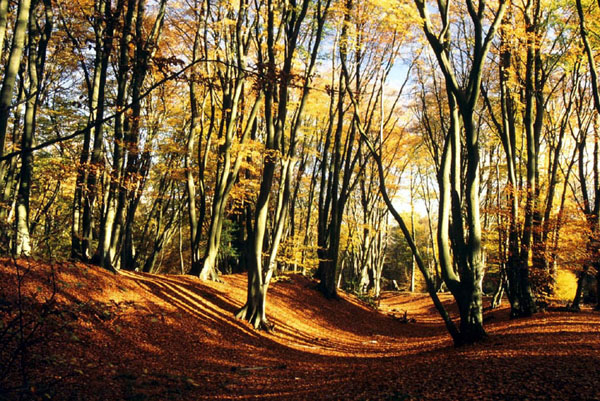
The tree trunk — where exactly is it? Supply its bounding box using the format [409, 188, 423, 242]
[185, 3, 208, 276]
[456, 286, 487, 344]
[238, 153, 276, 329]
[492, 265, 506, 309]
[97, 0, 135, 270]
[81, 0, 119, 261]
[460, 112, 487, 343]
[0, 0, 32, 190]
[0, 0, 9, 61]
[571, 265, 588, 311]
[72, 0, 110, 260]
[237, 0, 322, 328]
[317, 0, 358, 297]
[412, 0, 507, 343]
[235, 266, 272, 330]
[15, 0, 52, 256]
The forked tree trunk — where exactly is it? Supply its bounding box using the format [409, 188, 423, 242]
[411, 0, 507, 344]
[237, 0, 326, 328]
[82, 0, 120, 261]
[97, 0, 135, 270]
[237, 152, 276, 330]
[188, 0, 263, 281]
[316, 0, 358, 298]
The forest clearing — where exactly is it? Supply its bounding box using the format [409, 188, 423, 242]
[1, 258, 599, 400]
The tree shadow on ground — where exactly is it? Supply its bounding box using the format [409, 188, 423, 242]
[2, 259, 600, 400]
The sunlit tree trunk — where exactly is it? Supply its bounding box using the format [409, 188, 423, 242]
[185, 0, 210, 276]
[140, 178, 180, 274]
[97, 0, 166, 270]
[0, 0, 9, 61]
[516, 0, 541, 316]
[120, 0, 167, 271]
[98, 0, 136, 270]
[317, 0, 360, 298]
[413, 0, 507, 344]
[0, 0, 32, 185]
[82, 0, 120, 262]
[14, 0, 52, 256]
[71, 0, 117, 260]
[0, 82, 24, 237]
[237, 0, 329, 328]
[576, 0, 600, 312]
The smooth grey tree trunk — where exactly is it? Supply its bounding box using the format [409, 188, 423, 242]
[0, 0, 32, 185]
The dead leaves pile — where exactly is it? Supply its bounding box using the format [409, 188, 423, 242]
[1, 259, 599, 400]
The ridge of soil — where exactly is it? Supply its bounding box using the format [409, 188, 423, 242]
[1, 258, 599, 400]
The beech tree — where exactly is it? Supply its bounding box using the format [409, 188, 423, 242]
[14, 0, 54, 256]
[316, 0, 405, 298]
[186, 0, 262, 281]
[69, 0, 122, 261]
[0, 0, 32, 178]
[235, 0, 330, 329]
[410, 0, 508, 343]
[97, 0, 168, 270]
[575, 0, 600, 310]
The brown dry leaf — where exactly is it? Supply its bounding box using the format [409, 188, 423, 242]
[1, 258, 599, 400]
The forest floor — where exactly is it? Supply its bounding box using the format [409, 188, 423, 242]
[1, 258, 599, 401]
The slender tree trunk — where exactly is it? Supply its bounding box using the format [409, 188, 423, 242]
[81, 0, 119, 261]
[576, 0, 600, 312]
[0, 0, 9, 61]
[15, 0, 52, 256]
[413, 0, 507, 343]
[0, 82, 24, 228]
[492, 265, 506, 308]
[72, 0, 105, 259]
[410, 171, 416, 292]
[318, 0, 357, 298]
[98, 0, 136, 270]
[0, 0, 32, 185]
[185, 0, 209, 275]
[237, 0, 324, 328]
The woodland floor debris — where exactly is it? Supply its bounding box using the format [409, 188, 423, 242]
[1, 258, 599, 400]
